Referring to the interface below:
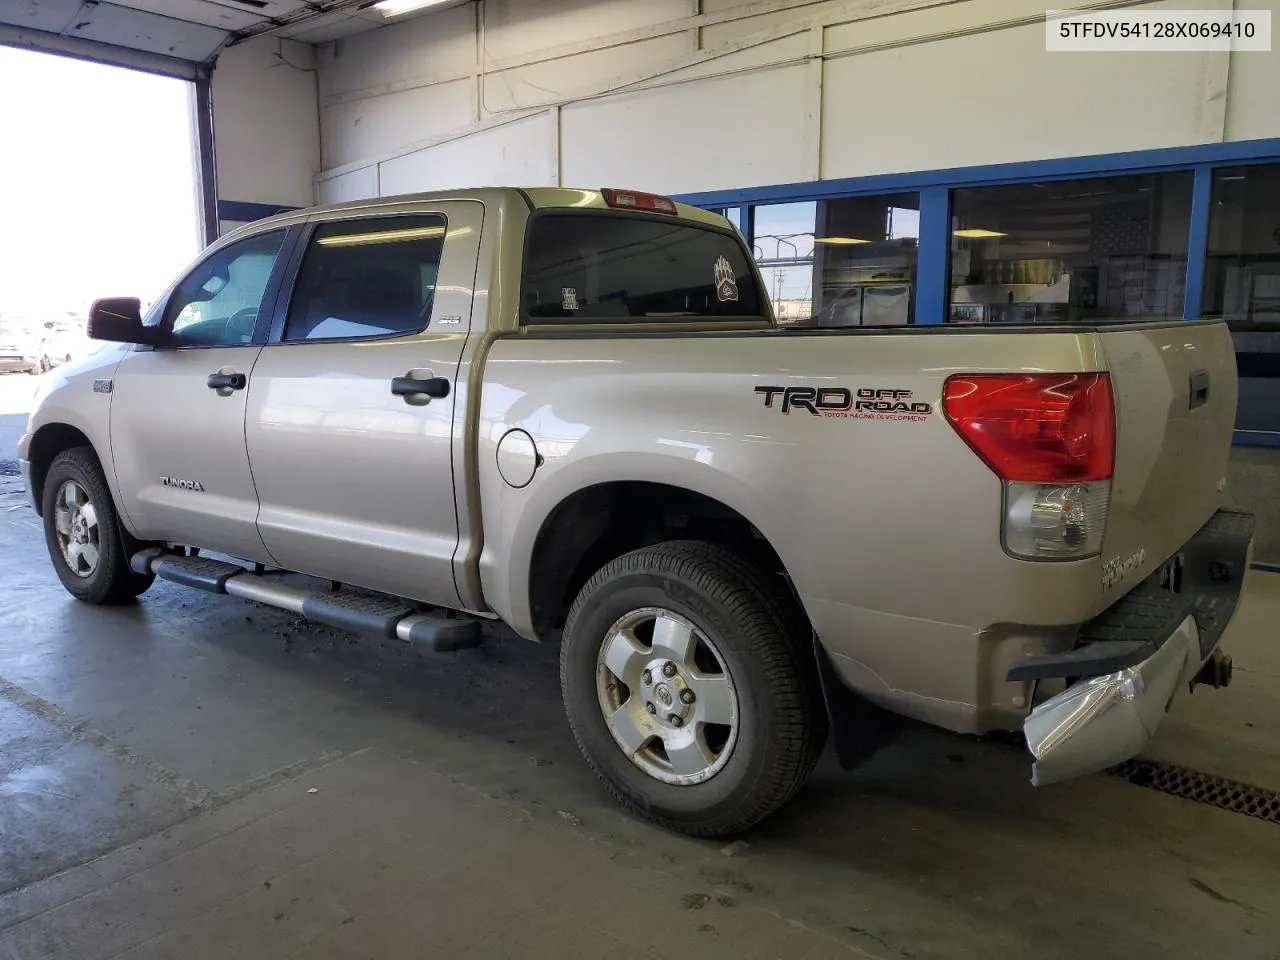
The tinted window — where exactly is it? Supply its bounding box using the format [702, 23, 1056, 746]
[163, 229, 287, 347]
[1203, 163, 1280, 331]
[523, 214, 762, 323]
[283, 215, 446, 342]
[947, 173, 1192, 325]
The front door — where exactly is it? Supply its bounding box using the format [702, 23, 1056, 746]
[245, 203, 481, 607]
[110, 228, 293, 562]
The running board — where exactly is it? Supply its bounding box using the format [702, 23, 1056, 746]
[131, 550, 482, 653]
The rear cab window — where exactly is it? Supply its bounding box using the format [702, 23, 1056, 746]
[522, 213, 765, 324]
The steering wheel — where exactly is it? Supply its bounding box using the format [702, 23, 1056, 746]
[224, 307, 259, 341]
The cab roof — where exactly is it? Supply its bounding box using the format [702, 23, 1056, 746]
[223, 187, 726, 242]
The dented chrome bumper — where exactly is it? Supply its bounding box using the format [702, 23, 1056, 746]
[1024, 614, 1201, 785]
[1014, 508, 1255, 787]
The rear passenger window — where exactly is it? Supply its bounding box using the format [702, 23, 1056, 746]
[283, 215, 446, 342]
[522, 213, 763, 323]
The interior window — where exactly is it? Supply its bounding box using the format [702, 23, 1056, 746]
[947, 173, 1192, 325]
[163, 230, 287, 347]
[751, 195, 920, 328]
[283, 215, 447, 342]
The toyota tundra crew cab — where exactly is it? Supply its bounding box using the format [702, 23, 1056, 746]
[18, 188, 1254, 836]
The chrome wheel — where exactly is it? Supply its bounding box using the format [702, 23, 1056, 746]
[596, 607, 739, 785]
[53, 480, 100, 578]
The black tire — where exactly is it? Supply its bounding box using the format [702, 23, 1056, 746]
[42, 447, 155, 604]
[560, 540, 827, 837]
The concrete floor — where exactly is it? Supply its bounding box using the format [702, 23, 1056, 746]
[1, 372, 1278, 959]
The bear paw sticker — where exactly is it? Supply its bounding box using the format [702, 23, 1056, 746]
[714, 255, 739, 303]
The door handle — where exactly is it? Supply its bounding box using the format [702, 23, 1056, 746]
[391, 376, 450, 399]
[1189, 369, 1210, 410]
[207, 372, 247, 390]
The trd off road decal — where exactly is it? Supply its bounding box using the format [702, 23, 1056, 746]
[713, 256, 739, 303]
[755, 385, 933, 421]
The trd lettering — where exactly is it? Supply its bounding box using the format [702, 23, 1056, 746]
[754, 385, 826, 414]
[756, 384, 932, 418]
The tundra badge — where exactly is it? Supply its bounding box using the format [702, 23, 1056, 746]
[1101, 548, 1146, 591]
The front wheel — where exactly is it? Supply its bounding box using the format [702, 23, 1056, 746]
[42, 447, 155, 604]
[560, 540, 826, 837]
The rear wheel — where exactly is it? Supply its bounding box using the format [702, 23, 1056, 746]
[560, 540, 826, 837]
[42, 447, 154, 604]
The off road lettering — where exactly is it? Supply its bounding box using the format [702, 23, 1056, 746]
[756, 385, 932, 420]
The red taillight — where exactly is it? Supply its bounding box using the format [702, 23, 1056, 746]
[942, 373, 1115, 483]
[601, 188, 678, 215]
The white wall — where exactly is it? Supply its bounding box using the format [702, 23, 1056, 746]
[212, 35, 321, 213]
[312, 0, 1280, 202]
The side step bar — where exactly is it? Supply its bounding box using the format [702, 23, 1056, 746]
[131, 549, 482, 653]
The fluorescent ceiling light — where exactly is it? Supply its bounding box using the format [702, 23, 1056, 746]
[317, 226, 445, 247]
[373, 0, 458, 18]
[953, 228, 1006, 239]
[814, 237, 871, 245]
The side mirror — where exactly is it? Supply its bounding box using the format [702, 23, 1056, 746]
[87, 298, 153, 345]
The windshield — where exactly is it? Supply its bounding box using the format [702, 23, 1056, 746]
[522, 213, 764, 323]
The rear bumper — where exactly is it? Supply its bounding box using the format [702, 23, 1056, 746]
[1013, 508, 1255, 786]
[0, 359, 35, 373]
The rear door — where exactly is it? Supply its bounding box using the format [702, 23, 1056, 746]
[244, 203, 482, 607]
[110, 227, 294, 562]
[1097, 319, 1238, 587]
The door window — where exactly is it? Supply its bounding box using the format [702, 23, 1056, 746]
[282, 215, 447, 342]
[162, 229, 288, 347]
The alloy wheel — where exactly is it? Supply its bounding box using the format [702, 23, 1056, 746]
[53, 480, 101, 578]
[595, 607, 739, 785]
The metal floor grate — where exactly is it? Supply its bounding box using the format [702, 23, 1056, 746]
[1110, 759, 1280, 824]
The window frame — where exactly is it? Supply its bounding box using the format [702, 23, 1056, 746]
[517, 208, 773, 330]
[267, 211, 451, 346]
[148, 225, 300, 351]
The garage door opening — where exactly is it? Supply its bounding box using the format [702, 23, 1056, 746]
[0, 46, 201, 378]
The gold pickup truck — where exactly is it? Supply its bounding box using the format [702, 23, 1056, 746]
[19, 187, 1254, 836]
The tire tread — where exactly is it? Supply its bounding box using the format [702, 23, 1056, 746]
[561, 540, 826, 837]
[43, 447, 153, 605]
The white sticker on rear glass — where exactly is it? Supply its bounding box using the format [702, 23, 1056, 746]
[714, 256, 739, 303]
[561, 287, 579, 311]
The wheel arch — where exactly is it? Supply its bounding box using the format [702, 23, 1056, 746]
[524, 479, 806, 641]
[26, 422, 101, 518]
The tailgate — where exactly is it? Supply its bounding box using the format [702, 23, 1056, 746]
[1097, 320, 1237, 590]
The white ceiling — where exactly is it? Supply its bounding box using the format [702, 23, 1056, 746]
[0, 0, 394, 64]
